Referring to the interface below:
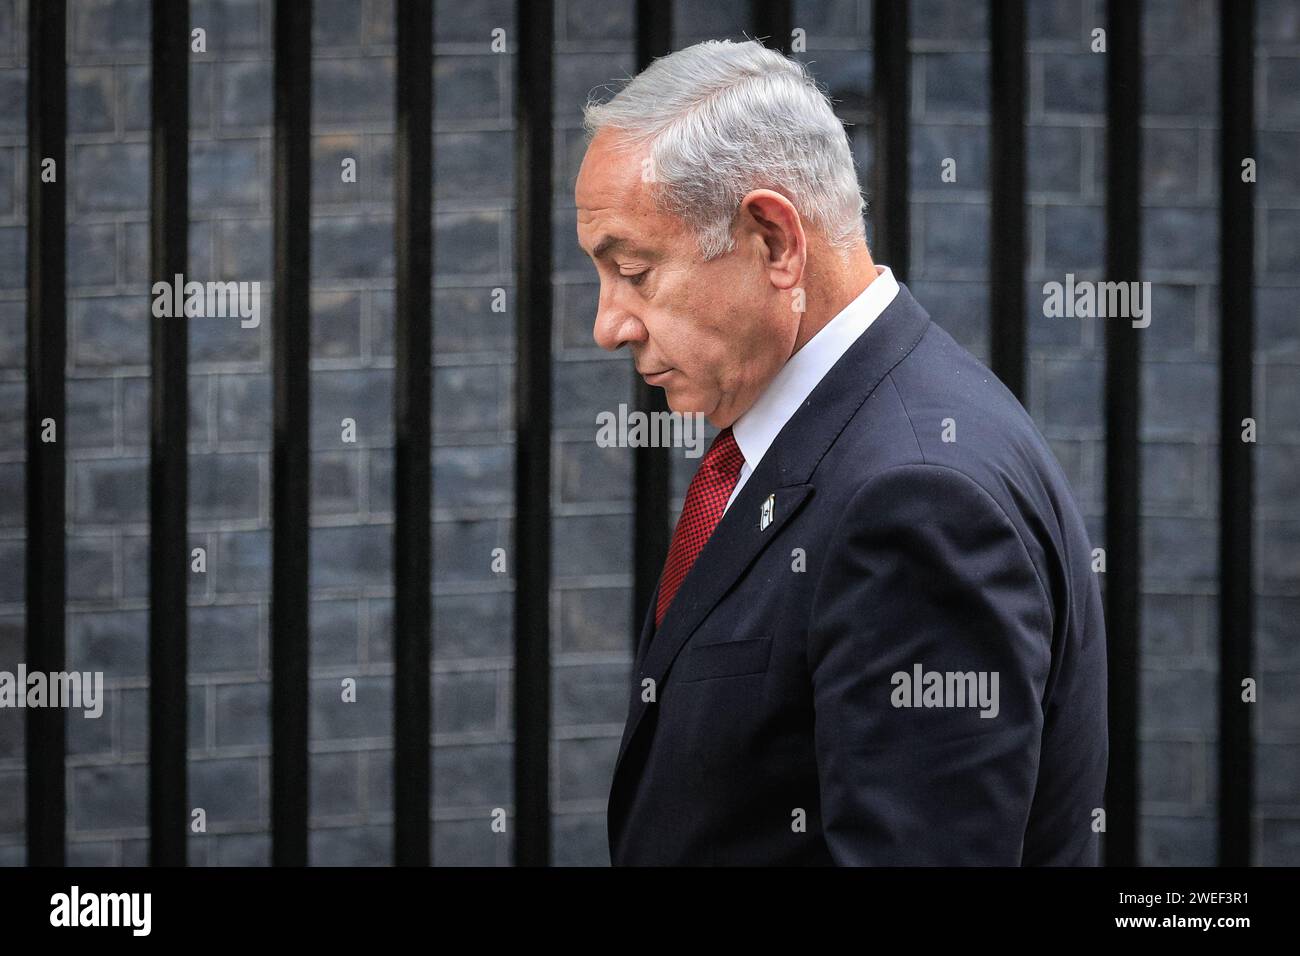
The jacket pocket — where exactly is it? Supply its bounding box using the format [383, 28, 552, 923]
[676, 637, 773, 683]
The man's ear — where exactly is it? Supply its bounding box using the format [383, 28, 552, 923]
[739, 189, 806, 291]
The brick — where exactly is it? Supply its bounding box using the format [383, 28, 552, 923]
[555, 736, 618, 804]
[434, 365, 504, 433]
[1264, 209, 1300, 276]
[910, 123, 989, 193]
[433, 816, 505, 866]
[554, 662, 627, 726]
[1033, 357, 1104, 431]
[218, 60, 273, 130]
[553, 812, 607, 866]
[1041, 54, 1104, 115]
[313, 451, 362, 516]
[310, 826, 391, 866]
[1264, 56, 1300, 125]
[0, 71, 22, 135]
[1263, 363, 1300, 434]
[433, 57, 504, 122]
[67, 536, 115, 602]
[68, 223, 118, 288]
[190, 452, 262, 521]
[313, 215, 395, 280]
[191, 603, 262, 674]
[0, 462, 22, 528]
[211, 832, 270, 866]
[1144, 55, 1216, 116]
[72, 144, 150, 214]
[312, 524, 392, 588]
[1141, 739, 1207, 804]
[1141, 441, 1200, 512]
[435, 211, 502, 277]
[922, 201, 989, 271]
[67, 841, 116, 866]
[216, 374, 272, 443]
[1141, 815, 1215, 866]
[312, 598, 361, 666]
[554, 357, 636, 429]
[558, 438, 631, 505]
[0, 770, 22, 835]
[1141, 592, 1201, 658]
[1142, 516, 1217, 584]
[213, 681, 269, 747]
[66, 377, 116, 449]
[1043, 204, 1104, 272]
[70, 763, 147, 832]
[69, 66, 115, 134]
[311, 675, 392, 741]
[311, 277, 373, 349]
[191, 0, 265, 52]
[1141, 362, 1217, 437]
[190, 756, 262, 824]
[431, 743, 511, 809]
[310, 750, 363, 818]
[71, 0, 150, 55]
[313, 0, 366, 48]
[431, 592, 512, 661]
[313, 58, 394, 126]
[564, 0, 633, 41]
[1143, 207, 1217, 273]
[73, 457, 148, 523]
[72, 296, 149, 368]
[433, 669, 498, 735]
[214, 529, 271, 595]
[435, 130, 513, 199]
[69, 608, 148, 678]
[554, 513, 631, 577]
[910, 0, 985, 40]
[190, 138, 264, 208]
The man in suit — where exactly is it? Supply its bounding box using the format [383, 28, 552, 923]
[576, 38, 1108, 865]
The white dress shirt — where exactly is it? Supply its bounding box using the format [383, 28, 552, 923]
[722, 264, 900, 515]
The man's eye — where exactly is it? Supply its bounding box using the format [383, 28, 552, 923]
[622, 271, 648, 286]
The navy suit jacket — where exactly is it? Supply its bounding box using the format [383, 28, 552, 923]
[607, 281, 1109, 865]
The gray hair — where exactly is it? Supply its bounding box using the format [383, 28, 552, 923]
[582, 38, 867, 261]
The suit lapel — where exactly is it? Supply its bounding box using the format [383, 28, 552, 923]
[610, 282, 934, 785]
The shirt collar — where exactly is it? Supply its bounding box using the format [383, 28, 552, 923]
[731, 264, 900, 475]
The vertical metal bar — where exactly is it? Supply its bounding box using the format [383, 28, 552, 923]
[149, 0, 190, 868]
[752, 0, 793, 54]
[1218, 0, 1254, 867]
[631, 1, 672, 649]
[393, 0, 433, 867]
[513, 0, 553, 867]
[872, 0, 910, 280]
[24, 0, 67, 868]
[989, 0, 1026, 400]
[271, 0, 311, 867]
[1103, 0, 1141, 868]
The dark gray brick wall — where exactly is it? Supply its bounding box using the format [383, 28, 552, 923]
[0, 0, 1295, 867]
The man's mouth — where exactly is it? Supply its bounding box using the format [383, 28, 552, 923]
[641, 368, 673, 383]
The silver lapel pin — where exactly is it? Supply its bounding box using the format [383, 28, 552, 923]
[760, 493, 775, 531]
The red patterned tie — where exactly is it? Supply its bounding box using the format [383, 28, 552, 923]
[655, 426, 746, 628]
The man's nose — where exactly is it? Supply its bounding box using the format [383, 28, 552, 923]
[592, 297, 646, 353]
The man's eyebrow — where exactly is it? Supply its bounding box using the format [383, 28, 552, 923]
[589, 235, 627, 259]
